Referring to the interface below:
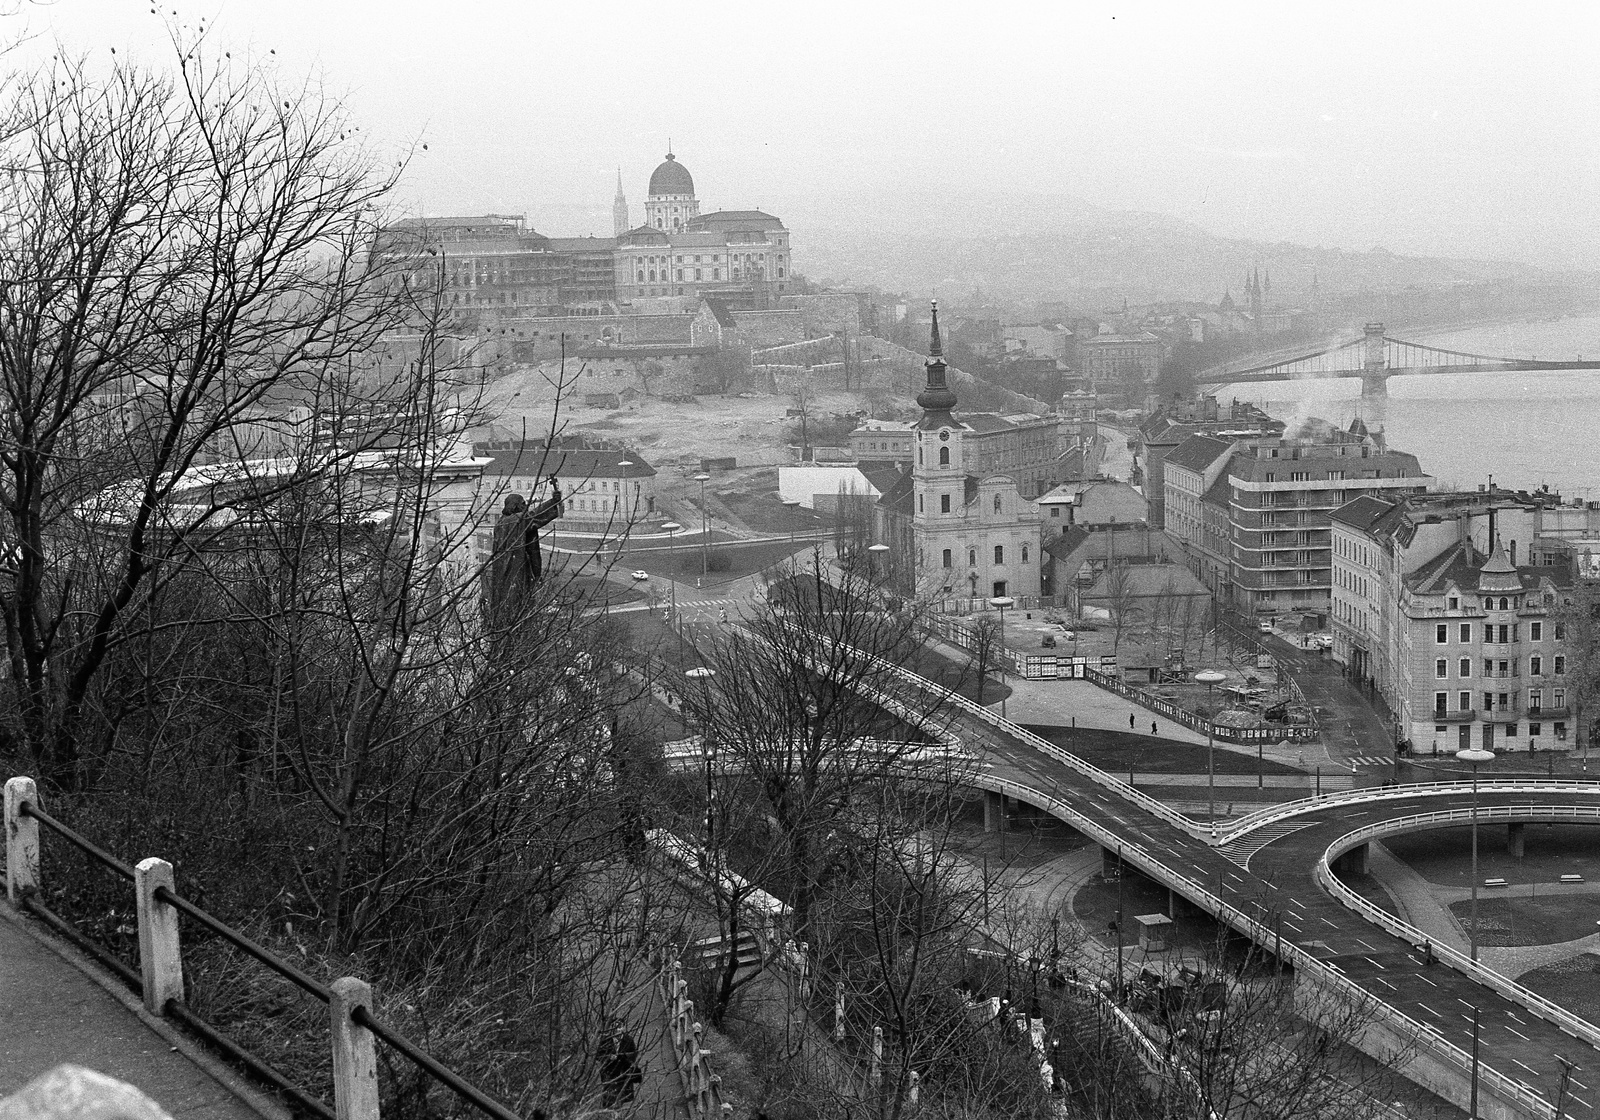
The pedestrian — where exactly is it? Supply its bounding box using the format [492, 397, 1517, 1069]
[597, 1018, 641, 1109]
[1129, 713, 1136, 730]
[1152, 720, 1158, 735]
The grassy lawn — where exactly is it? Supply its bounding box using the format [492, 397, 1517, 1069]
[1516, 953, 1600, 1023]
[1021, 725, 1305, 776]
[1446, 896, 1600, 947]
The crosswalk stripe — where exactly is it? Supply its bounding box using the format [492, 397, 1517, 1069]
[1219, 820, 1317, 870]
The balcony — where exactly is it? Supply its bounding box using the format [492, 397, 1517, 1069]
[1528, 706, 1571, 720]
[1482, 707, 1522, 725]
[1483, 670, 1520, 680]
[1432, 709, 1477, 723]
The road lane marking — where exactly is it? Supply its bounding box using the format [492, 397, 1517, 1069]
[1418, 1003, 1441, 1018]
[1355, 938, 1377, 951]
[1571, 1093, 1591, 1110]
[1515, 1058, 1542, 1076]
[1418, 975, 1438, 987]
[1507, 1026, 1530, 1041]
[1365, 957, 1386, 970]
[1507, 1011, 1526, 1024]
[1458, 999, 1475, 1009]
[1374, 977, 1398, 992]
[1320, 917, 1338, 928]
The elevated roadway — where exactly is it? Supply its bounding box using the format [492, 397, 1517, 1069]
[857, 651, 1600, 1119]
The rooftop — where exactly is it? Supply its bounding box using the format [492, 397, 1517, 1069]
[1162, 434, 1235, 475]
[474, 441, 656, 480]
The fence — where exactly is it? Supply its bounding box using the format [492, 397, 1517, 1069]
[1082, 665, 1320, 744]
[659, 961, 732, 1118]
[6, 776, 572, 1120]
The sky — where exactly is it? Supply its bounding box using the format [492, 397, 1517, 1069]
[14, 0, 1600, 270]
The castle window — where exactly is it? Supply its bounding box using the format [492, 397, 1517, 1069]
[968, 549, 976, 566]
[994, 545, 1005, 564]
[942, 549, 951, 568]
[1022, 545, 1030, 563]
[938, 447, 949, 466]
[940, 494, 950, 514]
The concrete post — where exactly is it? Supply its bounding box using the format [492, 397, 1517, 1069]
[5, 776, 40, 904]
[1507, 822, 1525, 859]
[871, 1025, 883, 1086]
[329, 977, 380, 1120]
[982, 789, 1004, 833]
[134, 858, 184, 1014]
[1338, 843, 1370, 876]
[834, 981, 845, 1042]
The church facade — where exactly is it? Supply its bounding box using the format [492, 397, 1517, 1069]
[876, 306, 1042, 603]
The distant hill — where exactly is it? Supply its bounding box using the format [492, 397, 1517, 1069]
[781, 191, 1547, 305]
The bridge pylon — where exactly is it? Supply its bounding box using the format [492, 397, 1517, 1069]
[1360, 323, 1388, 430]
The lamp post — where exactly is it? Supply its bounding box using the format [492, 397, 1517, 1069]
[1196, 669, 1226, 839]
[1456, 745, 1495, 963]
[661, 522, 682, 656]
[868, 542, 889, 584]
[693, 472, 712, 581]
[988, 596, 1015, 721]
[686, 666, 718, 849]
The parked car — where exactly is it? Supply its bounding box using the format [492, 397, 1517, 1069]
[1258, 620, 1273, 634]
[630, 570, 650, 581]
[1316, 634, 1334, 649]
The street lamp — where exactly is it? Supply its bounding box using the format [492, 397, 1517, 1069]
[1196, 669, 1226, 839]
[988, 596, 1015, 721]
[693, 472, 712, 581]
[867, 542, 889, 583]
[686, 666, 718, 848]
[1456, 745, 1495, 963]
[661, 522, 683, 655]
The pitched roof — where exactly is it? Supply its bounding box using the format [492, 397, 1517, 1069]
[1202, 473, 1231, 507]
[857, 461, 907, 494]
[1162, 435, 1234, 475]
[875, 470, 915, 516]
[701, 296, 736, 328]
[962, 413, 1016, 434]
[545, 236, 619, 252]
[1331, 494, 1402, 533]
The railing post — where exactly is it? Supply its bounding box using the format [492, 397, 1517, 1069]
[5, 776, 40, 903]
[330, 977, 380, 1120]
[134, 858, 184, 1013]
[834, 981, 846, 1041]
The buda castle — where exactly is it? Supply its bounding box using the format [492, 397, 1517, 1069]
[380, 150, 794, 319]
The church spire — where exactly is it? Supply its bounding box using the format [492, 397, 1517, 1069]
[916, 301, 958, 427]
[612, 168, 630, 236]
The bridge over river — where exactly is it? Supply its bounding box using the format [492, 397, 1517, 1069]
[1195, 323, 1600, 427]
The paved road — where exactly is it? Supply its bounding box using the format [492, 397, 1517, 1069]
[0, 910, 263, 1118]
[905, 686, 1600, 1117]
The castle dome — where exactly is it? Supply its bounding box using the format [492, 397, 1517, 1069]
[648, 152, 695, 197]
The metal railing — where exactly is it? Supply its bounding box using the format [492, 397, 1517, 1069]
[1318, 804, 1600, 1056]
[2, 776, 527, 1120]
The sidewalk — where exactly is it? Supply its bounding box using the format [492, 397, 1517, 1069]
[0, 906, 267, 1119]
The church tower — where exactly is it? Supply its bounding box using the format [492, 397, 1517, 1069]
[612, 169, 630, 236]
[912, 303, 969, 591]
[645, 147, 699, 232]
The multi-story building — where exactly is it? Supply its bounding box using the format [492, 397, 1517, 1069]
[1227, 429, 1428, 622]
[1080, 332, 1159, 406]
[1161, 435, 1237, 596]
[1136, 396, 1284, 529]
[1035, 479, 1148, 536]
[850, 420, 915, 463]
[962, 414, 1064, 500]
[1329, 487, 1593, 755]
[474, 439, 659, 532]
[873, 306, 1040, 603]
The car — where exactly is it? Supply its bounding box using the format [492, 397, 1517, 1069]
[1316, 634, 1334, 649]
[1258, 621, 1273, 634]
[630, 570, 650, 581]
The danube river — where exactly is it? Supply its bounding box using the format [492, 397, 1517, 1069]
[1246, 314, 1600, 499]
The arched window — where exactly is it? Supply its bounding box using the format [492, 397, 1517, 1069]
[938, 447, 950, 466]
[1022, 545, 1030, 563]
[968, 549, 976, 567]
[1499, 596, 1509, 611]
[993, 494, 1002, 513]
[994, 545, 1005, 564]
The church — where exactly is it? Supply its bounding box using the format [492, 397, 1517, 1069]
[612, 149, 794, 307]
[874, 305, 1042, 603]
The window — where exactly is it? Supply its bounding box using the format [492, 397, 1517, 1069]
[968, 549, 976, 566]
[1531, 621, 1542, 641]
[1051, 507, 1061, 518]
[675, 269, 683, 281]
[1265, 473, 1275, 482]
[1555, 688, 1566, 708]
[1459, 691, 1471, 711]
[1499, 596, 1509, 611]
[940, 494, 950, 514]
[1530, 688, 1542, 710]
[1556, 655, 1566, 675]
[1460, 623, 1471, 642]
[1435, 659, 1448, 678]
[1435, 692, 1448, 714]
[1449, 596, 1459, 610]
[918, 495, 923, 513]
[994, 494, 1003, 514]
[1483, 659, 1493, 676]
[941, 548, 952, 568]
[1484, 598, 1493, 610]
[1459, 658, 1471, 677]
[994, 545, 1005, 564]
[1435, 624, 1448, 644]
[1498, 624, 1509, 643]
[1531, 723, 1542, 737]
[1022, 545, 1030, 563]
[1531, 655, 1542, 676]
[938, 447, 950, 466]
[1556, 622, 1566, 639]
[1483, 691, 1494, 711]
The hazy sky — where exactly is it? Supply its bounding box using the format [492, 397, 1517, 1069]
[18, 1, 1600, 270]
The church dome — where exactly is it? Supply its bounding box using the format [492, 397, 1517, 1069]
[648, 152, 695, 197]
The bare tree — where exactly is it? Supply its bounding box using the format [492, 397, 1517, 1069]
[1103, 560, 1140, 665]
[968, 616, 1001, 705]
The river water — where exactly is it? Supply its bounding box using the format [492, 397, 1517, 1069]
[1249, 314, 1600, 499]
